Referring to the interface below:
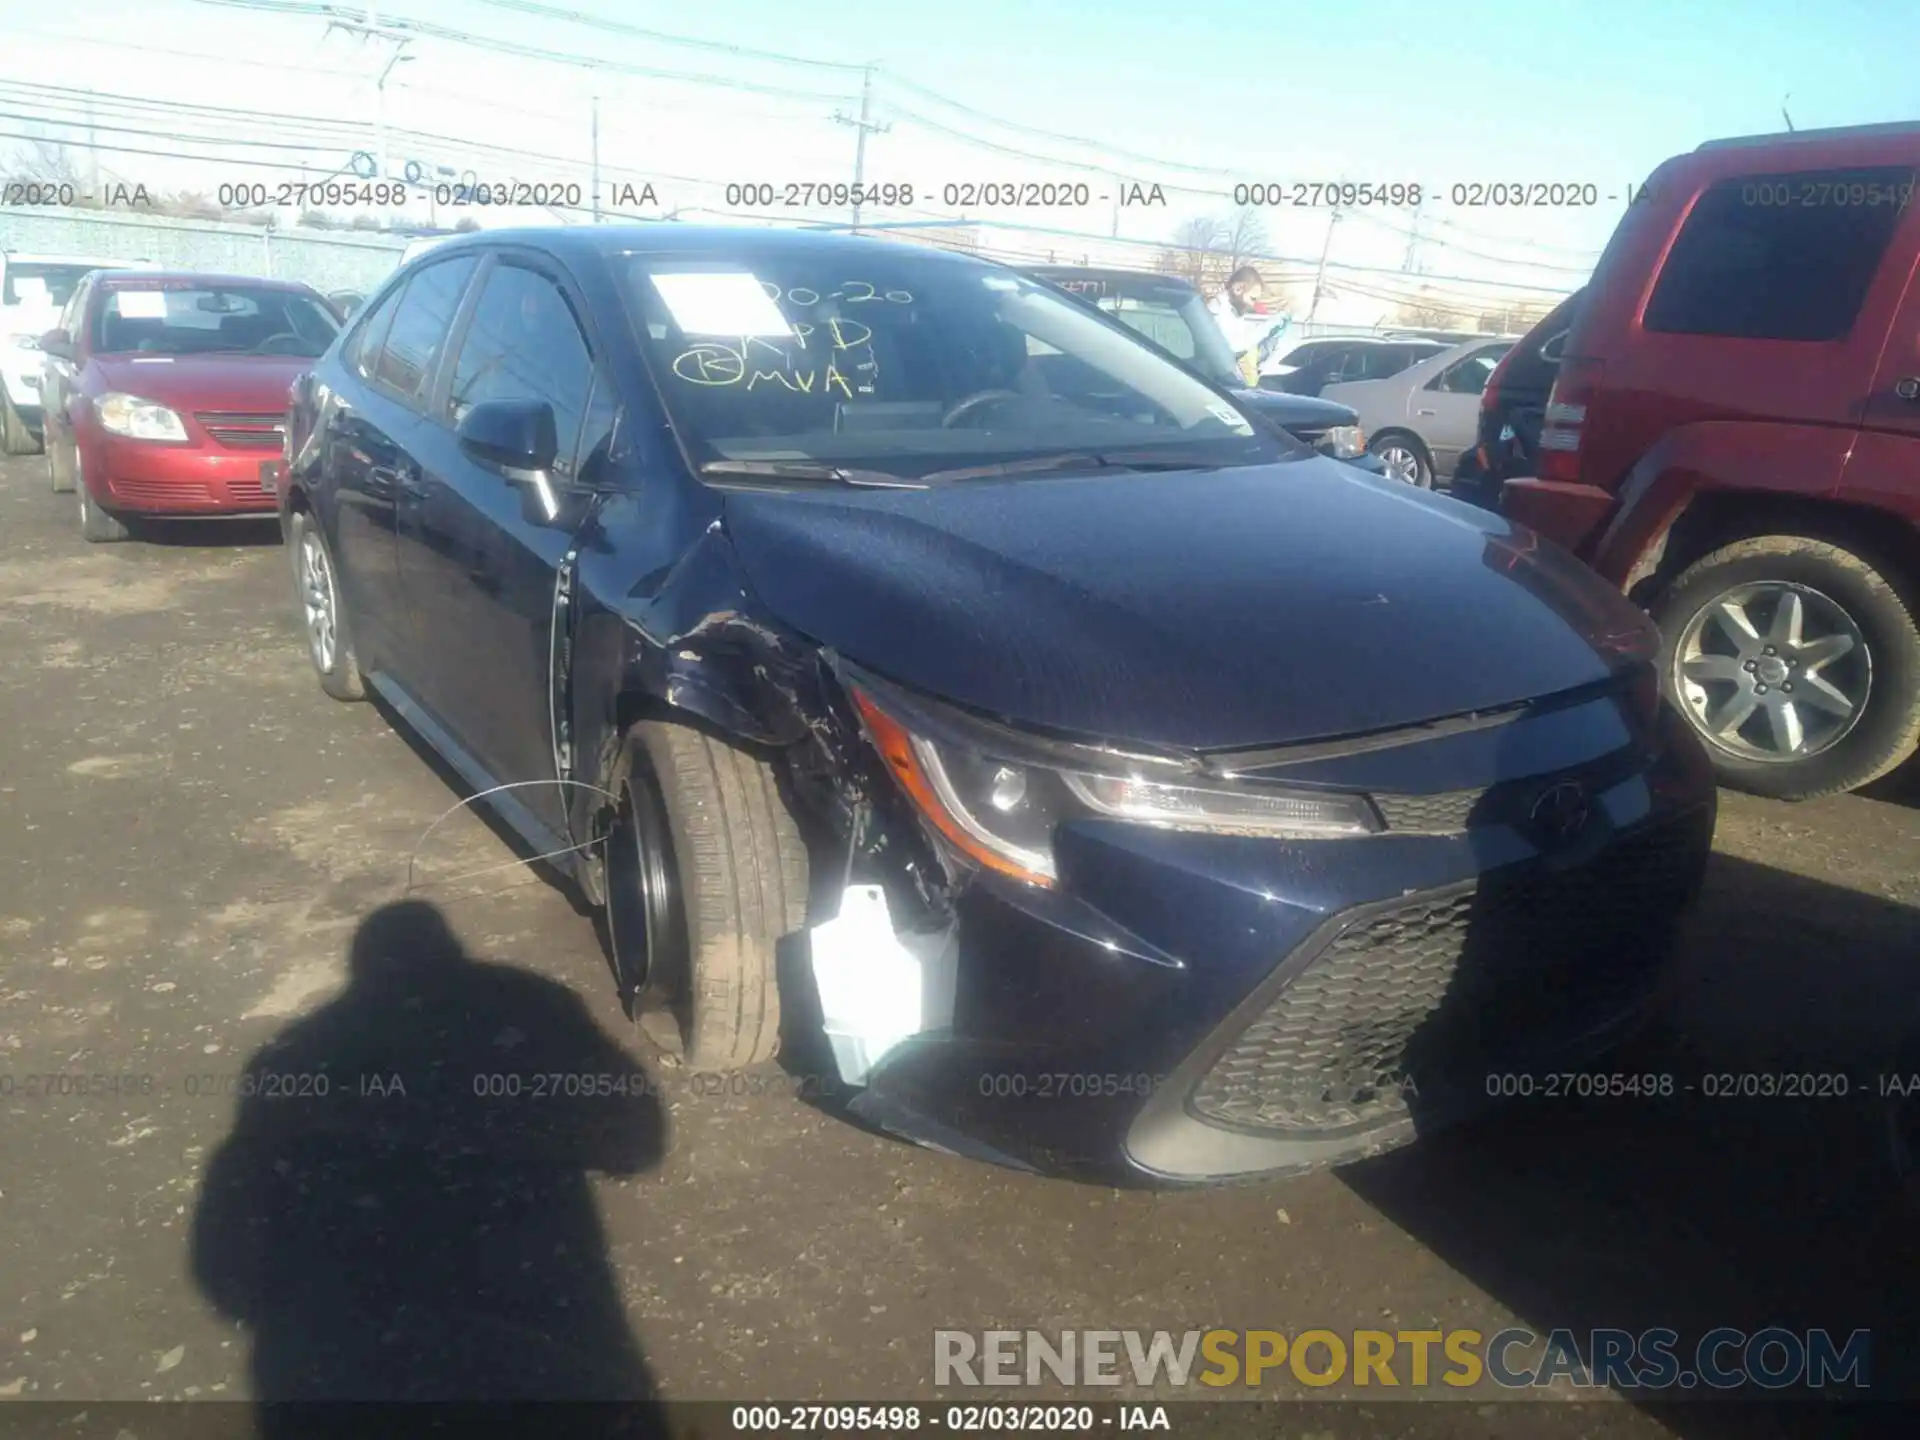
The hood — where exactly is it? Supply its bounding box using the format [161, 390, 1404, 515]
[93, 354, 312, 414]
[1230, 388, 1357, 431]
[720, 460, 1647, 751]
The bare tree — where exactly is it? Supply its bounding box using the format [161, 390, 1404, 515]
[1166, 214, 1227, 289]
[1223, 205, 1269, 271]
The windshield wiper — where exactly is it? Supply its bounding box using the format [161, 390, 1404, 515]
[698, 459, 928, 489]
[920, 450, 1223, 483]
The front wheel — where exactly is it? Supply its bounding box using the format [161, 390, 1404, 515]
[605, 721, 808, 1069]
[1369, 431, 1432, 488]
[47, 432, 73, 493]
[75, 452, 130, 543]
[1652, 534, 1920, 799]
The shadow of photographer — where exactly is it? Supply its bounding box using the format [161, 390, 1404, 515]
[189, 899, 668, 1426]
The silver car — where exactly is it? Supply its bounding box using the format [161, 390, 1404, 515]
[1320, 337, 1515, 488]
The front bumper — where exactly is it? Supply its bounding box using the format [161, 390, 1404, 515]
[84, 431, 279, 516]
[843, 700, 1715, 1186]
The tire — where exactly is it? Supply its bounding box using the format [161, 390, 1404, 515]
[608, 721, 808, 1069]
[1369, 430, 1432, 488]
[1, 388, 41, 456]
[1652, 534, 1920, 799]
[75, 451, 130, 543]
[47, 431, 72, 493]
[288, 509, 365, 700]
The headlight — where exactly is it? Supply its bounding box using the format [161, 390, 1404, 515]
[851, 687, 1378, 889]
[95, 392, 188, 442]
[1319, 424, 1366, 459]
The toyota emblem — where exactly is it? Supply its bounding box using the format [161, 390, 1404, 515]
[1528, 781, 1591, 844]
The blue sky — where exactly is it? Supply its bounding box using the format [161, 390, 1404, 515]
[1, 0, 1909, 321]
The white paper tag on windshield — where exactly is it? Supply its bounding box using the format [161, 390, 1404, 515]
[649, 272, 792, 337]
[1208, 402, 1255, 435]
[809, 884, 924, 1086]
[113, 290, 168, 319]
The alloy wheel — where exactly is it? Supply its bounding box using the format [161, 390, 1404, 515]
[1377, 444, 1425, 486]
[1671, 580, 1870, 762]
[299, 529, 338, 674]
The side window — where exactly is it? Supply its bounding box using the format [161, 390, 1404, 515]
[1436, 348, 1506, 395]
[57, 278, 89, 339]
[444, 263, 593, 468]
[347, 282, 407, 381]
[1644, 166, 1915, 341]
[373, 255, 477, 403]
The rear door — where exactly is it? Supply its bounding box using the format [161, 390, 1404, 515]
[397, 251, 606, 836]
[1416, 342, 1512, 476]
[326, 253, 477, 677]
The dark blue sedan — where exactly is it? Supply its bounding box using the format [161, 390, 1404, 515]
[278, 225, 1715, 1186]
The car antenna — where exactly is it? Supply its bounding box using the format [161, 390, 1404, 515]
[1781, 94, 1795, 132]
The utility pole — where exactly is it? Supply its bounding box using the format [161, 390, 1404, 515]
[1308, 208, 1342, 324]
[832, 64, 890, 233]
[590, 90, 601, 221]
[1401, 200, 1423, 274]
[83, 93, 99, 196]
[328, 2, 411, 184]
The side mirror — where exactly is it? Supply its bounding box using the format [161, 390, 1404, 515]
[39, 328, 73, 362]
[457, 398, 558, 474]
[457, 398, 566, 522]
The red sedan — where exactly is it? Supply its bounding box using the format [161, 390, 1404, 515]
[39, 270, 340, 542]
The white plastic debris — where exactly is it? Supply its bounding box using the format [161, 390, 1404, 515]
[809, 885, 924, 1086]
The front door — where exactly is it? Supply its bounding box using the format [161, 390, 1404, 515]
[397, 253, 607, 841]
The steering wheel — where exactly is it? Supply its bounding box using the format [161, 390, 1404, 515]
[942, 388, 1024, 429]
[254, 333, 309, 356]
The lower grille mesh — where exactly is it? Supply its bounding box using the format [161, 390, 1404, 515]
[1188, 810, 1711, 1135]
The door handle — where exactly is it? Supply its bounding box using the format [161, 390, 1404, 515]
[1896, 377, 1920, 402]
[1416, 407, 1437, 416]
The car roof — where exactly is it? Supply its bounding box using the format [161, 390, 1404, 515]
[91, 270, 316, 291]
[1021, 264, 1198, 291]
[1697, 120, 1920, 152]
[410, 223, 1006, 271]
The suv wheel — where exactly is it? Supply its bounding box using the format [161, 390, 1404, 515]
[289, 510, 365, 700]
[1653, 535, 1920, 799]
[605, 721, 808, 1070]
[1369, 431, 1432, 488]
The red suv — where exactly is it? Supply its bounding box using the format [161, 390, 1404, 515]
[40, 270, 339, 543]
[1504, 122, 1920, 799]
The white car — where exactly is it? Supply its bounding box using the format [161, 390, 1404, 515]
[0, 251, 155, 454]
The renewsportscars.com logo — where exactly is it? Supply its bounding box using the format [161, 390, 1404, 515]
[933, 1327, 1871, 1392]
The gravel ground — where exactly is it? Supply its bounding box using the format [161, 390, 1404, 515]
[1, 454, 1916, 1436]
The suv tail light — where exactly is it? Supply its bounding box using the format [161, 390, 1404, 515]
[1536, 356, 1604, 483]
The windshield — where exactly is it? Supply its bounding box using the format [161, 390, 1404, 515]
[91, 284, 341, 358]
[4, 262, 98, 310]
[1085, 283, 1245, 392]
[624, 248, 1289, 482]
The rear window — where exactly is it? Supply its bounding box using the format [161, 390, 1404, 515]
[1643, 166, 1915, 341]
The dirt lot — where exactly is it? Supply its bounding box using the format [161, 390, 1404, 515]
[1, 453, 1917, 1434]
